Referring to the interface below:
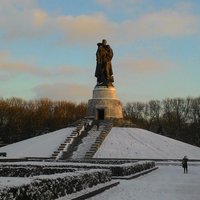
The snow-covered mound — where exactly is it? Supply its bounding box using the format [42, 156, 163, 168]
[1, 127, 200, 159]
[0, 127, 75, 158]
[94, 128, 200, 159]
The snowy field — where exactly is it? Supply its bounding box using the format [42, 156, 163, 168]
[0, 127, 200, 159]
[87, 165, 200, 200]
[1, 127, 200, 200]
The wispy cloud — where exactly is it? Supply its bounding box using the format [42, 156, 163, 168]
[0, 51, 85, 78]
[0, 51, 50, 76]
[57, 14, 115, 45]
[0, 0, 199, 45]
[96, 0, 143, 9]
[33, 83, 91, 102]
[116, 56, 178, 74]
[0, 74, 10, 81]
[119, 9, 199, 41]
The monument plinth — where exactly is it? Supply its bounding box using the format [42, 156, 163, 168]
[87, 86, 123, 120]
[87, 39, 123, 120]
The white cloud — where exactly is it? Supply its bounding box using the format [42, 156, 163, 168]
[115, 56, 178, 74]
[0, 51, 85, 78]
[57, 14, 116, 44]
[0, 51, 49, 76]
[96, 0, 143, 9]
[120, 9, 199, 39]
[0, 0, 199, 45]
[33, 83, 91, 102]
[0, 0, 55, 41]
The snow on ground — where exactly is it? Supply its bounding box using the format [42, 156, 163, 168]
[0, 177, 33, 188]
[1, 126, 200, 200]
[87, 165, 200, 200]
[1, 127, 200, 159]
[0, 127, 75, 158]
[94, 128, 200, 159]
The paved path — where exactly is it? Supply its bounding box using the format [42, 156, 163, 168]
[88, 165, 200, 200]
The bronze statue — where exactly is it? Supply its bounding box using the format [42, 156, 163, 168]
[95, 39, 114, 87]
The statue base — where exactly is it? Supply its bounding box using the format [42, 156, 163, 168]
[87, 86, 123, 120]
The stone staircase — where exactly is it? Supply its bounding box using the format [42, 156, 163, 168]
[84, 121, 113, 159]
[69, 120, 113, 159]
[51, 119, 93, 160]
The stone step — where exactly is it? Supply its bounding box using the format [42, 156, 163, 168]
[94, 140, 102, 143]
[89, 147, 97, 151]
[85, 153, 94, 157]
[52, 153, 58, 157]
[64, 139, 72, 142]
[60, 143, 67, 147]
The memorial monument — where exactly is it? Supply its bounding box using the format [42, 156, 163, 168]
[87, 39, 123, 120]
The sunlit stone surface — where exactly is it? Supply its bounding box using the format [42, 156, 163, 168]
[87, 86, 123, 120]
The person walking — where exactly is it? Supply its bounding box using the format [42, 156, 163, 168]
[182, 156, 188, 174]
[96, 121, 99, 131]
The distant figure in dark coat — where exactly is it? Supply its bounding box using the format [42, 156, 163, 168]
[96, 121, 99, 131]
[182, 156, 188, 173]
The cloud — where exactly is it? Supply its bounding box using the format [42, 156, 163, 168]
[0, 0, 199, 45]
[0, 1, 115, 44]
[0, 74, 10, 81]
[56, 6, 200, 45]
[119, 9, 199, 40]
[33, 9, 48, 27]
[0, 51, 49, 76]
[96, 0, 143, 9]
[96, 0, 112, 7]
[33, 83, 91, 102]
[0, 0, 54, 41]
[0, 51, 85, 78]
[57, 14, 116, 45]
[116, 56, 177, 74]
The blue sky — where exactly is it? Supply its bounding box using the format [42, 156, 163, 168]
[0, 0, 200, 103]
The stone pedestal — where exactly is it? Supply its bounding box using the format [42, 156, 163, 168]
[87, 86, 123, 120]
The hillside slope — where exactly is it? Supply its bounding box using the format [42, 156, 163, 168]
[94, 128, 200, 159]
[0, 127, 75, 158]
[0, 127, 200, 159]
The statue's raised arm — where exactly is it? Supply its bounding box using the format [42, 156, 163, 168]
[95, 39, 114, 87]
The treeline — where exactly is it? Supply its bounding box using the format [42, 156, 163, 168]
[1, 96, 200, 147]
[123, 97, 200, 147]
[0, 98, 87, 144]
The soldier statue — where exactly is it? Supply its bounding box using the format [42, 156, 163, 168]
[95, 39, 114, 87]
